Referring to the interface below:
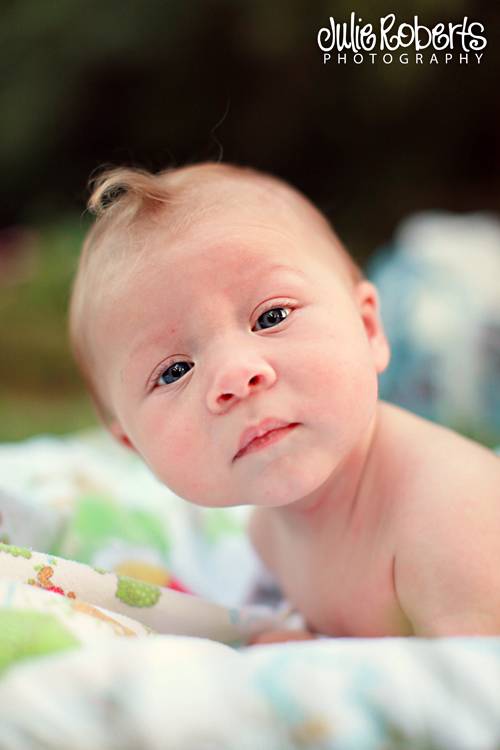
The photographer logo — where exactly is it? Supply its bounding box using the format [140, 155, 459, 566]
[318, 13, 486, 65]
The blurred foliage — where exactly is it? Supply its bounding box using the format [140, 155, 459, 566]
[0, 218, 85, 394]
[0, 391, 96, 441]
[0, 0, 498, 439]
[0, 217, 98, 439]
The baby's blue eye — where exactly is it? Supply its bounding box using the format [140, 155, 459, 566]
[158, 361, 193, 385]
[255, 307, 289, 331]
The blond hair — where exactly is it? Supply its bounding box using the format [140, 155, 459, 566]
[69, 161, 363, 423]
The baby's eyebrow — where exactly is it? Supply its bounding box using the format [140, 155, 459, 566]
[266, 263, 306, 279]
[124, 263, 306, 368]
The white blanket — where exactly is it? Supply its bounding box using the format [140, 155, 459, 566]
[1, 634, 500, 749]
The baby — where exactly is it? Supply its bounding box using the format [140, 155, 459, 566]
[69, 162, 500, 641]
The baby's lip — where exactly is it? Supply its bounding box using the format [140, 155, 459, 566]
[234, 418, 298, 461]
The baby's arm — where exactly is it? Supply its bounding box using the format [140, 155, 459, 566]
[247, 509, 317, 644]
[394, 456, 500, 636]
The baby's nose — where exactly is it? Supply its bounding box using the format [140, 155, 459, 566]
[207, 360, 277, 412]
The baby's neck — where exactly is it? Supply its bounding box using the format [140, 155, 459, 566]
[269, 405, 383, 531]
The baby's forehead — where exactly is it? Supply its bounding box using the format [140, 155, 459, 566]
[96, 170, 357, 304]
[174, 174, 357, 283]
[144, 204, 342, 283]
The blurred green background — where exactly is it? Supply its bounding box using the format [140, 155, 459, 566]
[0, 0, 498, 441]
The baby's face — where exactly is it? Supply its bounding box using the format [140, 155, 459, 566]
[95, 200, 388, 508]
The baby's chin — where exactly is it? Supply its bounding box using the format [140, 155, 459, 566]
[165, 469, 328, 511]
[219, 453, 338, 510]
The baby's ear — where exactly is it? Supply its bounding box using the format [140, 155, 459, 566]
[108, 420, 137, 452]
[354, 280, 390, 374]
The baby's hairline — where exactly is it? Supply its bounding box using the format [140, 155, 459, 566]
[85, 160, 361, 273]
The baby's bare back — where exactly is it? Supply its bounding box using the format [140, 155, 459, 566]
[249, 402, 500, 637]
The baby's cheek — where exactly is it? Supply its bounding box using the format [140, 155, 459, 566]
[140, 414, 197, 482]
[291, 338, 349, 391]
[294, 338, 378, 423]
[146, 421, 224, 503]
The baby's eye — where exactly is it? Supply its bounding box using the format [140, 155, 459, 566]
[254, 306, 290, 331]
[158, 361, 193, 386]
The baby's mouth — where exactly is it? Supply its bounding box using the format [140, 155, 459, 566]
[234, 422, 300, 461]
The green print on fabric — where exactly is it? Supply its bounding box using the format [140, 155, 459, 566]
[115, 575, 161, 608]
[0, 610, 79, 673]
[0, 542, 32, 559]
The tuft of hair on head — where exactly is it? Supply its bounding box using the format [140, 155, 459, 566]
[86, 165, 172, 221]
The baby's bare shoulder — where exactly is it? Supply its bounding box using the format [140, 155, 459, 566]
[376, 402, 500, 558]
[385, 409, 500, 635]
[398, 431, 499, 539]
[378, 401, 500, 504]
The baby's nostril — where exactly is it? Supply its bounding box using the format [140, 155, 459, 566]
[249, 375, 259, 386]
